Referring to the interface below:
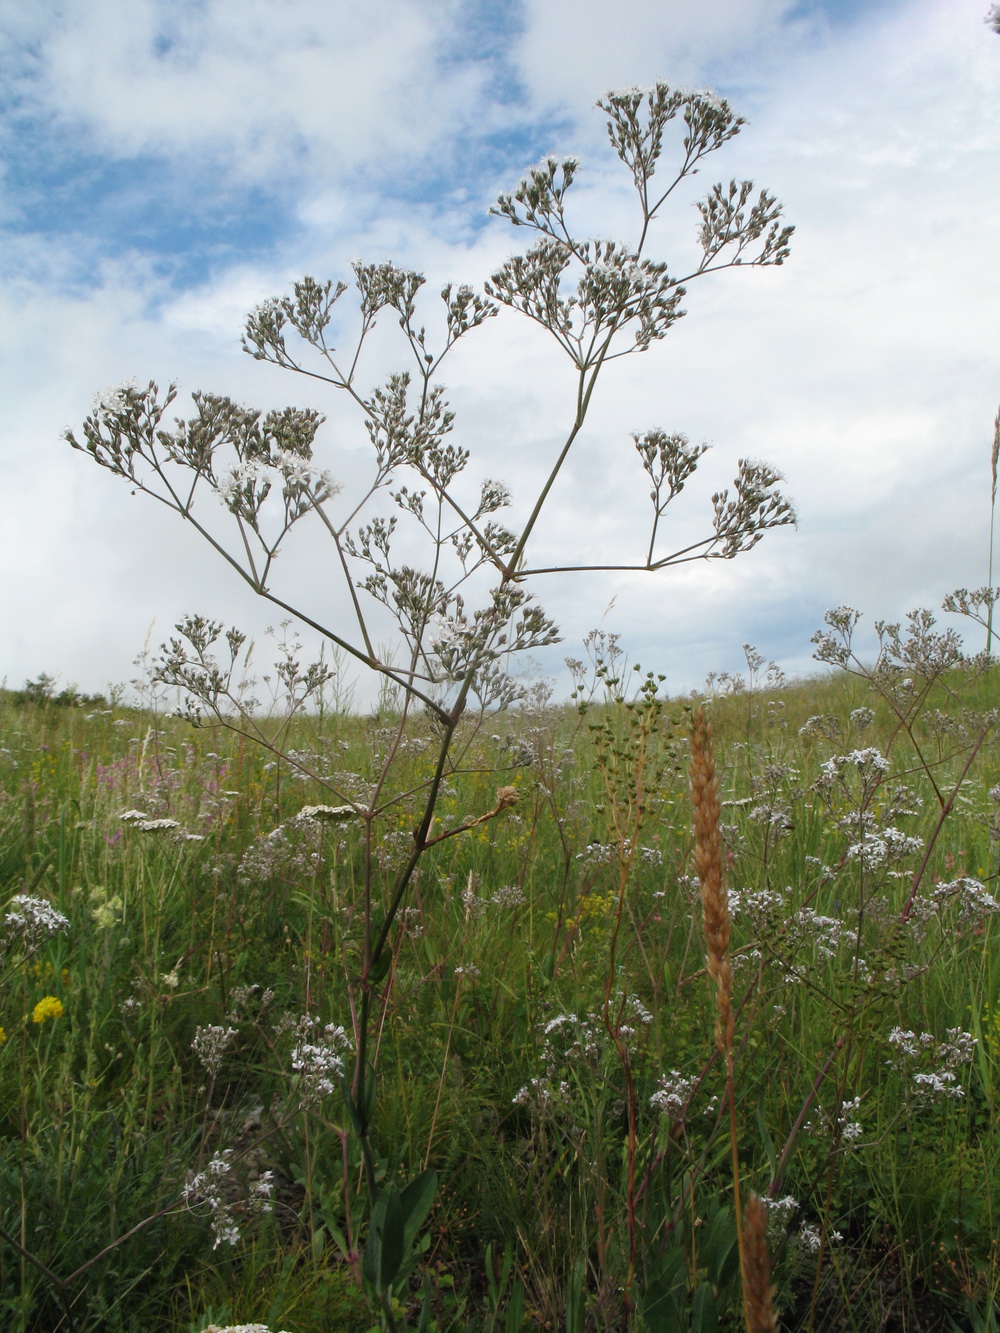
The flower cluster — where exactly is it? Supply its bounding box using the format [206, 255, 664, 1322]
[762, 1195, 842, 1251]
[846, 826, 923, 870]
[32, 996, 64, 1024]
[89, 885, 124, 930]
[238, 821, 324, 884]
[294, 804, 357, 823]
[887, 1026, 976, 1103]
[181, 1150, 273, 1249]
[576, 841, 663, 866]
[908, 877, 1000, 929]
[289, 1016, 350, 1107]
[199, 1325, 292, 1333]
[649, 1069, 697, 1120]
[512, 1011, 606, 1112]
[806, 1096, 863, 1148]
[459, 877, 527, 918]
[120, 809, 182, 832]
[2, 895, 69, 965]
[193, 1024, 238, 1078]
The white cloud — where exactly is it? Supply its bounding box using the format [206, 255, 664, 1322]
[10, 0, 489, 184]
[513, 0, 803, 115]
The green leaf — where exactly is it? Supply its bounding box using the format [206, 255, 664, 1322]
[364, 1186, 405, 1293]
[639, 1276, 683, 1332]
[416, 1272, 434, 1333]
[363, 1059, 378, 1125]
[756, 1096, 778, 1181]
[339, 1076, 363, 1137]
[505, 1281, 525, 1333]
[703, 1206, 738, 1288]
[690, 1282, 718, 1333]
[399, 1168, 438, 1252]
[565, 1255, 586, 1333]
[368, 950, 392, 987]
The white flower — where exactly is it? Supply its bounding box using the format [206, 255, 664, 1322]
[763, 1195, 799, 1241]
[913, 1071, 964, 1099]
[2, 894, 70, 961]
[192, 1024, 238, 1077]
[93, 378, 139, 419]
[798, 1222, 842, 1252]
[120, 811, 181, 832]
[289, 1018, 350, 1106]
[199, 1324, 292, 1333]
[650, 1070, 696, 1118]
[819, 748, 890, 779]
[295, 804, 357, 823]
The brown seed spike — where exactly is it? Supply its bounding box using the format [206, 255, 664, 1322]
[690, 705, 734, 1055]
[743, 1192, 780, 1333]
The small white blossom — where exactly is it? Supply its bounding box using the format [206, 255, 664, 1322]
[2, 894, 70, 962]
[93, 379, 139, 419]
[764, 1195, 799, 1241]
[192, 1024, 238, 1077]
[182, 1151, 273, 1251]
[819, 748, 890, 779]
[199, 1324, 292, 1333]
[798, 1222, 842, 1253]
[289, 1018, 350, 1107]
[650, 1070, 696, 1119]
[295, 804, 357, 823]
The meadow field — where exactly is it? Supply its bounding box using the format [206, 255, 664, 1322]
[1, 611, 999, 1333]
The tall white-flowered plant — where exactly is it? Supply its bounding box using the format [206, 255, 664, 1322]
[66, 82, 795, 1320]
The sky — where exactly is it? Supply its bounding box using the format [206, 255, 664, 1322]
[0, 0, 997, 707]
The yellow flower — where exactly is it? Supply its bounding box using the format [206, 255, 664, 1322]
[0, 1026, 6, 1044]
[32, 996, 64, 1025]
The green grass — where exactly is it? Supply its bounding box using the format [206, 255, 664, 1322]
[1, 656, 999, 1331]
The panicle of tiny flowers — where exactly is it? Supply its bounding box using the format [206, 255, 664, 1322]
[743, 1192, 779, 1333]
[819, 748, 890, 778]
[199, 1325, 292, 1333]
[93, 378, 139, 419]
[294, 803, 358, 823]
[226, 983, 275, 1021]
[887, 1025, 976, 1102]
[2, 894, 70, 965]
[490, 884, 527, 908]
[193, 1023, 238, 1077]
[120, 810, 181, 832]
[763, 1194, 799, 1242]
[690, 706, 734, 1055]
[649, 1069, 696, 1120]
[805, 1095, 863, 1146]
[798, 1221, 842, 1252]
[181, 1150, 273, 1250]
[846, 826, 923, 870]
[908, 876, 1000, 928]
[512, 1011, 605, 1110]
[289, 1016, 350, 1107]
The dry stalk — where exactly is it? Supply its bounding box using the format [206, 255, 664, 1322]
[690, 705, 734, 1057]
[744, 1192, 780, 1333]
[690, 705, 750, 1328]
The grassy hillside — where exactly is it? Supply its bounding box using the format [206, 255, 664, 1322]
[1, 639, 998, 1332]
